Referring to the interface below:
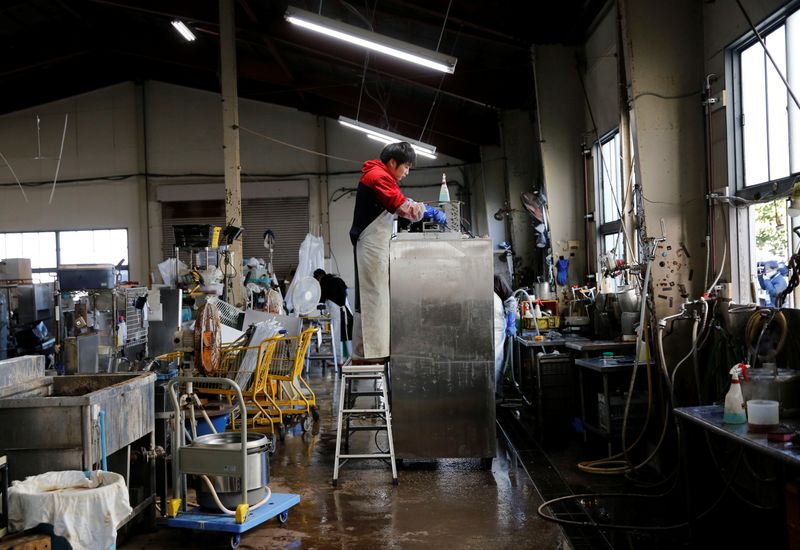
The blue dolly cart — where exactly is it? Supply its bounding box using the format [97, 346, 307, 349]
[164, 376, 300, 548]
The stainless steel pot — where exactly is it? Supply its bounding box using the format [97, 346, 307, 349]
[534, 282, 553, 300]
[192, 432, 269, 510]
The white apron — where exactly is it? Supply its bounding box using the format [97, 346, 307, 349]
[352, 210, 394, 358]
[325, 298, 352, 365]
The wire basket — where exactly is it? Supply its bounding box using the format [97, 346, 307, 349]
[206, 296, 245, 330]
[195, 341, 270, 395]
[268, 337, 302, 379]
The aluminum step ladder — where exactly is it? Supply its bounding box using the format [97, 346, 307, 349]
[332, 364, 397, 486]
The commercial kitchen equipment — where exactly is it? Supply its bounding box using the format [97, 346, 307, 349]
[0, 357, 157, 529]
[389, 232, 495, 460]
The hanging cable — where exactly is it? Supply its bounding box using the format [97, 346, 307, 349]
[48, 113, 69, 204]
[239, 126, 360, 164]
[417, 0, 455, 142]
[0, 150, 28, 202]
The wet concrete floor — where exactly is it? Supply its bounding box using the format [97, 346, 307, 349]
[124, 365, 568, 549]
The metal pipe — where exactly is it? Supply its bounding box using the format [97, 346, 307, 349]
[192, 393, 219, 435]
[81, 405, 93, 472]
[98, 409, 108, 471]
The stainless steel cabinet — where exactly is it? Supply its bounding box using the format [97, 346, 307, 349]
[389, 233, 495, 459]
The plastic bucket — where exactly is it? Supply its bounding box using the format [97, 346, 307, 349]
[185, 403, 233, 437]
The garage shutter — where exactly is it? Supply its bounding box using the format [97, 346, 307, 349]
[161, 198, 309, 280]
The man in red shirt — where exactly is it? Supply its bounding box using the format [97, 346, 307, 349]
[349, 142, 446, 358]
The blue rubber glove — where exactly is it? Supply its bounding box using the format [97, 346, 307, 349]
[505, 311, 516, 337]
[556, 257, 569, 286]
[423, 204, 448, 226]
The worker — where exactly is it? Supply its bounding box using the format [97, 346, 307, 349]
[313, 268, 353, 364]
[758, 260, 788, 307]
[493, 274, 516, 402]
[349, 141, 447, 358]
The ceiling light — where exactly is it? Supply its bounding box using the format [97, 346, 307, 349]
[285, 7, 457, 74]
[171, 20, 196, 42]
[339, 116, 437, 159]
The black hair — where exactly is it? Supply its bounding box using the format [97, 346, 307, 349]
[493, 273, 512, 301]
[313, 268, 326, 279]
[379, 142, 416, 167]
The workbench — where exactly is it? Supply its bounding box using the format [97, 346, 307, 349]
[575, 355, 652, 453]
[674, 405, 800, 543]
[565, 339, 636, 358]
[510, 333, 586, 443]
[674, 405, 800, 468]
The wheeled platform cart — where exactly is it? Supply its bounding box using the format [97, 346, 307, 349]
[163, 376, 300, 548]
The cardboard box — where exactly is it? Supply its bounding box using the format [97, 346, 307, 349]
[0, 533, 52, 550]
[0, 259, 32, 281]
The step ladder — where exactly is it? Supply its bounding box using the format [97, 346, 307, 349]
[332, 364, 397, 486]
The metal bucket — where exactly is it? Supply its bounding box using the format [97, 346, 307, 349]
[192, 432, 269, 510]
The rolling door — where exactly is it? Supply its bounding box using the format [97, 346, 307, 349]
[161, 197, 309, 280]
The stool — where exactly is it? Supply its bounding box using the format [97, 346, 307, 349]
[333, 364, 397, 486]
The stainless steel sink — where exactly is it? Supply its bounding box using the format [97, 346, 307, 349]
[0, 373, 155, 480]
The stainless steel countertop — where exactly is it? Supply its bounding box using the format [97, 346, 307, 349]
[565, 340, 636, 352]
[574, 356, 652, 372]
[392, 231, 478, 241]
[674, 405, 800, 467]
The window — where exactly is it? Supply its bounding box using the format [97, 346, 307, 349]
[732, 6, 800, 303]
[595, 131, 626, 266]
[0, 229, 129, 283]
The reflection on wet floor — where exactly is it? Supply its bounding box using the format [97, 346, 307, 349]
[124, 365, 568, 549]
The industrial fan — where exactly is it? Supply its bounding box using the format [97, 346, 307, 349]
[194, 301, 222, 375]
[290, 277, 321, 315]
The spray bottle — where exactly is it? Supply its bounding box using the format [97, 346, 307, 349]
[438, 173, 450, 203]
[723, 363, 748, 424]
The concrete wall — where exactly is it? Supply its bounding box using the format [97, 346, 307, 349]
[0, 81, 466, 287]
[621, 0, 707, 315]
[0, 83, 147, 281]
[535, 45, 588, 293]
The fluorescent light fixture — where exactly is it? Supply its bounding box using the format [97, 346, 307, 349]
[171, 20, 196, 42]
[338, 116, 437, 159]
[285, 7, 457, 74]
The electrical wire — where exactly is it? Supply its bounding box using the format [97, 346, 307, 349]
[239, 125, 360, 164]
[0, 150, 28, 202]
[632, 90, 700, 101]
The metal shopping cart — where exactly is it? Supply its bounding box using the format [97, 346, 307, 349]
[194, 337, 284, 450]
[259, 327, 319, 434]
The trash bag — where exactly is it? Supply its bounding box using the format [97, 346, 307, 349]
[284, 233, 324, 313]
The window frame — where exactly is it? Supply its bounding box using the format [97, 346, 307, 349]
[727, 1, 800, 303]
[595, 129, 626, 267]
[0, 228, 130, 282]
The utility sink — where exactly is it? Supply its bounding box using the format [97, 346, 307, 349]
[0, 373, 155, 480]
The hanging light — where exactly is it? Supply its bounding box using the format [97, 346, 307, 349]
[285, 7, 457, 74]
[338, 116, 437, 159]
[171, 20, 196, 42]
